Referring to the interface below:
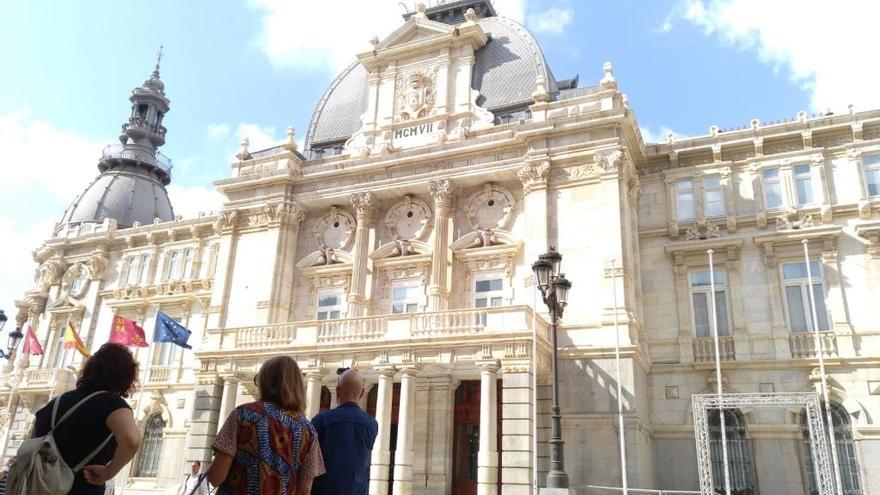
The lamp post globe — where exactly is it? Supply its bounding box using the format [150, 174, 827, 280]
[0, 310, 7, 333]
[6, 328, 24, 357]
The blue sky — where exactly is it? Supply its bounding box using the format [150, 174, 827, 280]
[0, 0, 875, 325]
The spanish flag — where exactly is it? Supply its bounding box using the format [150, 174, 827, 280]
[63, 320, 91, 357]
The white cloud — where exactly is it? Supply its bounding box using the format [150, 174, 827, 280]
[235, 122, 285, 152]
[206, 123, 231, 139]
[528, 7, 574, 34]
[679, 0, 880, 112]
[248, 0, 552, 73]
[167, 184, 226, 219]
[0, 215, 55, 312]
[0, 109, 106, 200]
[640, 125, 684, 144]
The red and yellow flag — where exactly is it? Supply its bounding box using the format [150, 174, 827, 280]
[108, 315, 148, 347]
[63, 320, 91, 357]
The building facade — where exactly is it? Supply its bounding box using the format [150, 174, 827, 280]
[2, 1, 880, 494]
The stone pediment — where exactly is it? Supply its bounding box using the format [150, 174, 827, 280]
[374, 20, 455, 51]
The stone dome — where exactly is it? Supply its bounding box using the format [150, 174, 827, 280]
[304, 15, 558, 150]
[61, 165, 174, 228]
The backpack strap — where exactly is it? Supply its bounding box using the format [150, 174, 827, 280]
[72, 433, 113, 472]
[50, 391, 108, 432]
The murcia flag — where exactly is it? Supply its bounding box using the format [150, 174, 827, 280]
[63, 320, 90, 357]
[21, 325, 44, 356]
[154, 311, 193, 349]
[109, 315, 148, 347]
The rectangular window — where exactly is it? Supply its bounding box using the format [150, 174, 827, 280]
[864, 154, 880, 197]
[156, 341, 181, 366]
[181, 249, 194, 280]
[793, 164, 814, 206]
[139, 254, 152, 285]
[782, 261, 829, 332]
[704, 177, 726, 218]
[763, 168, 783, 209]
[124, 256, 140, 285]
[475, 277, 504, 308]
[165, 250, 181, 281]
[689, 269, 730, 337]
[676, 180, 695, 220]
[52, 336, 74, 368]
[316, 289, 344, 320]
[391, 282, 421, 314]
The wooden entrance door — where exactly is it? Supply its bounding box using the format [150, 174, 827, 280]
[452, 380, 502, 495]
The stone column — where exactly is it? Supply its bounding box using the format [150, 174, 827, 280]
[428, 180, 457, 310]
[517, 161, 550, 270]
[393, 367, 419, 495]
[348, 192, 377, 316]
[185, 375, 224, 464]
[369, 367, 396, 495]
[267, 204, 306, 323]
[477, 362, 499, 495]
[328, 385, 338, 408]
[500, 364, 533, 495]
[207, 211, 240, 328]
[216, 377, 239, 429]
[305, 371, 324, 419]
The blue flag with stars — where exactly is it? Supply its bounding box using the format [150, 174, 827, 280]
[154, 311, 193, 349]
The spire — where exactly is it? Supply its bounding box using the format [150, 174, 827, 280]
[152, 45, 163, 80]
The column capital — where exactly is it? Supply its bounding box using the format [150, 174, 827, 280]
[375, 365, 398, 377]
[303, 369, 326, 380]
[350, 191, 377, 220]
[429, 179, 458, 209]
[477, 359, 500, 373]
[517, 160, 551, 194]
[398, 365, 422, 378]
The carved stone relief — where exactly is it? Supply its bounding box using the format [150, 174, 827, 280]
[463, 183, 515, 232]
[385, 195, 432, 241]
[313, 206, 356, 251]
[395, 70, 436, 122]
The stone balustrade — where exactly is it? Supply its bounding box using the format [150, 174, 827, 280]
[789, 331, 838, 359]
[146, 365, 175, 384]
[692, 335, 736, 362]
[209, 305, 547, 351]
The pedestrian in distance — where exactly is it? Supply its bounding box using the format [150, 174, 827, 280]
[8, 343, 142, 495]
[177, 460, 209, 495]
[310, 368, 378, 495]
[206, 355, 325, 494]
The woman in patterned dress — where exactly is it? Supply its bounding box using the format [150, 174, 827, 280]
[206, 356, 325, 494]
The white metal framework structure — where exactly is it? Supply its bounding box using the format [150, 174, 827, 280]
[692, 393, 834, 495]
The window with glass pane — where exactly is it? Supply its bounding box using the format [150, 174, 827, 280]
[709, 409, 755, 494]
[181, 249, 194, 280]
[794, 164, 814, 205]
[475, 278, 504, 308]
[704, 177, 726, 217]
[689, 269, 730, 337]
[782, 261, 829, 332]
[136, 414, 166, 477]
[864, 154, 880, 197]
[52, 337, 73, 368]
[139, 254, 152, 285]
[391, 283, 421, 314]
[762, 168, 783, 209]
[317, 290, 344, 320]
[676, 180, 695, 220]
[165, 250, 181, 281]
[124, 256, 140, 285]
[801, 403, 862, 495]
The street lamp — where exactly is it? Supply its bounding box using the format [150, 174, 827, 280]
[0, 310, 24, 360]
[532, 247, 572, 490]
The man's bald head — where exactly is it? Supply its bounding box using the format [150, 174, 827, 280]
[337, 368, 365, 404]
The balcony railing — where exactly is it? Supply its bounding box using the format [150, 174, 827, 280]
[789, 331, 838, 359]
[146, 366, 174, 384]
[210, 305, 546, 351]
[693, 336, 736, 363]
[100, 144, 172, 174]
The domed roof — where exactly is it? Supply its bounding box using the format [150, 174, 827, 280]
[61, 165, 174, 228]
[304, 15, 557, 149]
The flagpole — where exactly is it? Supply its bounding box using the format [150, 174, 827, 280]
[531, 280, 539, 495]
[802, 239, 843, 495]
[610, 259, 628, 495]
[708, 249, 731, 495]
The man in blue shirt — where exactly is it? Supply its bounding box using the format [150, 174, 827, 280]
[311, 368, 379, 495]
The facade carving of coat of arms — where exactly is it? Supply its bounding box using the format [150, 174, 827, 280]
[396, 70, 436, 121]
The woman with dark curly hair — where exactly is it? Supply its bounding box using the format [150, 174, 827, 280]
[30, 343, 142, 495]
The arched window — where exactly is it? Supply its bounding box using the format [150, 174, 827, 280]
[801, 403, 862, 494]
[709, 409, 755, 494]
[136, 414, 166, 478]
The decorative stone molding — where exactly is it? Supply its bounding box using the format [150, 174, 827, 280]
[428, 179, 457, 209]
[463, 183, 515, 232]
[313, 206, 356, 251]
[350, 191, 378, 219]
[394, 69, 436, 122]
[384, 195, 432, 241]
[60, 262, 91, 299]
[87, 252, 108, 280]
[775, 207, 815, 231]
[517, 160, 550, 194]
[855, 222, 880, 258]
[685, 218, 721, 241]
[215, 210, 239, 233]
[37, 259, 64, 292]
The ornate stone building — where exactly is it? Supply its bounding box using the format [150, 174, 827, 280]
[2, 1, 879, 494]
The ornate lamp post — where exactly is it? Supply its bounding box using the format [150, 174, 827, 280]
[532, 247, 572, 490]
[0, 310, 24, 359]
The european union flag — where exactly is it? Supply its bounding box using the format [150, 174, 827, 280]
[154, 311, 193, 349]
